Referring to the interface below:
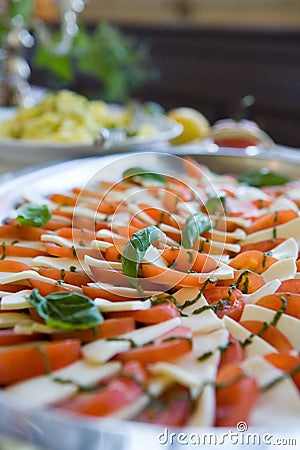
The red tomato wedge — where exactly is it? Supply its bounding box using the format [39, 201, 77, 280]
[245, 209, 298, 235]
[215, 363, 259, 427]
[107, 301, 180, 324]
[229, 250, 277, 274]
[50, 318, 136, 343]
[134, 384, 192, 426]
[264, 353, 300, 391]
[0, 329, 44, 346]
[115, 326, 192, 364]
[0, 339, 81, 385]
[255, 293, 300, 319]
[217, 269, 265, 294]
[57, 360, 147, 417]
[240, 320, 294, 353]
[218, 336, 245, 370]
[203, 287, 246, 321]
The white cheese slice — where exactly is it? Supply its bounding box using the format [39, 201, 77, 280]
[181, 294, 224, 335]
[198, 236, 241, 254]
[243, 356, 300, 426]
[222, 315, 277, 356]
[6, 361, 121, 408]
[0, 270, 82, 293]
[40, 234, 75, 248]
[210, 215, 252, 228]
[270, 237, 299, 260]
[244, 279, 281, 304]
[172, 287, 200, 306]
[94, 298, 151, 312]
[0, 238, 46, 251]
[270, 197, 299, 213]
[262, 258, 296, 283]
[208, 227, 246, 241]
[240, 217, 300, 245]
[149, 329, 228, 398]
[235, 185, 271, 201]
[84, 255, 123, 271]
[32, 256, 86, 274]
[241, 304, 300, 351]
[0, 312, 31, 329]
[88, 282, 162, 298]
[61, 206, 107, 221]
[1, 289, 32, 310]
[158, 223, 181, 235]
[82, 317, 181, 363]
[187, 384, 215, 427]
[142, 245, 168, 268]
[91, 239, 114, 251]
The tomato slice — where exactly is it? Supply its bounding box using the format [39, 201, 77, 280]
[256, 293, 300, 319]
[229, 250, 277, 274]
[218, 335, 245, 370]
[0, 329, 44, 346]
[50, 317, 136, 342]
[215, 363, 259, 427]
[57, 360, 147, 417]
[217, 269, 265, 294]
[240, 320, 294, 353]
[0, 339, 81, 385]
[108, 301, 180, 324]
[115, 326, 192, 364]
[264, 353, 300, 392]
[135, 384, 192, 426]
[203, 287, 245, 321]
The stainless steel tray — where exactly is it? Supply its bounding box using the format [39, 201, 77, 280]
[0, 146, 300, 450]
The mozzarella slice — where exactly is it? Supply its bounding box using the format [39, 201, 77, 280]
[187, 384, 215, 427]
[270, 237, 299, 261]
[262, 258, 296, 283]
[244, 279, 281, 304]
[0, 312, 31, 328]
[0, 270, 82, 293]
[243, 356, 300, 426]
[222, 315, 277, 356]
[181, 295, 224, 334]
[1, 290, 32, 310]
[241, 304, 300, 351]
[94, 298, 151, 312]
[149, 329, 228, 398]
[88, 282, 161, 298]
[240, 217, 300, 245]
[32, 256, 86, 274]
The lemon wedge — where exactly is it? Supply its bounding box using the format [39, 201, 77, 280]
[167, 107, 210, 145]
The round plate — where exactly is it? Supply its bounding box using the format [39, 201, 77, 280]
[0, 107, 182, 173]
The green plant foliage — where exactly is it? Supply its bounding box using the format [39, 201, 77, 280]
[33, 22, 157, 102]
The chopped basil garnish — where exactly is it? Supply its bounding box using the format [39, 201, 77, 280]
[205, 193, 226, 215]
[238, 168, 292, 187]
[122, 225, 166, 291]
[27, 288, 103, 330]
[16, 203, 51, 228]
[122, 167, 166, 184]
[182, 212, 211, 249]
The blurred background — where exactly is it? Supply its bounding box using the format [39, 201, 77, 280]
[1, 0, 300, 147]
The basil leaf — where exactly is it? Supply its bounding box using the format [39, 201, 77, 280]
[122, 225, 166, 290]
[122, 167, 166, 184]
[182, 212, 211, 249]
[205, 194, 226, 214]
[238, 168, 292, 187]
[16, 203, 51, 228]
[27, 289, 103, 330]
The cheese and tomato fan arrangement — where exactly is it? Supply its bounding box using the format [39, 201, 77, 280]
[0, 157, 299, 428]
